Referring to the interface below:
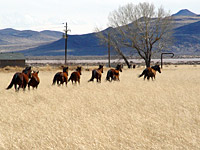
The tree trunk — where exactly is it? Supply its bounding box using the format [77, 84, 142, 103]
[122, 55, 131, 68]
[116, 47, 131, 68]
[145, 58, 151, 68]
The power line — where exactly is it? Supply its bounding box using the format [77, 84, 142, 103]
[63, 22, 71, 65]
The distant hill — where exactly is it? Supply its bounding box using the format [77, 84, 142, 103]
[0, 28, 63, 52]
[172, 9, 198, 16]
[1, 9, 200, 56]
[172, 20, 200, 55]
[174, 21, 200, 34]
[0, 28, 62, 44]
[19, 33, 108, 56]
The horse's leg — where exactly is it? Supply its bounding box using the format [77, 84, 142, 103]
[152, 75, 155, 81]
[147, 76, 150, 80]
[61, 80, 64, 86]
[24, 84, 27, 91]
[14, 84, 17, 90]
[16, 85, 20, 92]
[89, 77, 94, 82]
[65, 78, 68, 86]
[144, 75, 146, 80]
[18, 84, 21, 91]
[110, 76, 113, 82]
[111, 75, 114, 81]
[78, 78, 80, 84]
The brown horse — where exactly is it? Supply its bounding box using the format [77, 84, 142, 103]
[28, 71, 40, 89]
[68, 66, 82, 84]
[88, 65, 103, 82]
[138, 65, 161, 80]
[106, 64, 122, 82]
[52, 67, 68, 86]
[6, 66, 32, 91]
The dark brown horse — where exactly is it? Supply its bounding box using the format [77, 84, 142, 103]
[28, 71, 40, 89]
[138, 65, 161, 80]
[52, 67, 68, 86]
[6, 66, 32, 91]
[68, 66, 82, 84]
[106, 64, 122, 82]
[88, 65, 103, 82]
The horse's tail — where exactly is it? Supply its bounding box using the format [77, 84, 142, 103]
[138, 69, 146, 78]
[6, 74, 17, 90]
[68, 75, 71, 82]
[52, 73, 59, 85]
[106, 70, 111, 81]
[88, 70, 95, 82]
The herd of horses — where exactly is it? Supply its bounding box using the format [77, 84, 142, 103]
[6, 64, 161, 91]
[6, 66, 40, 91]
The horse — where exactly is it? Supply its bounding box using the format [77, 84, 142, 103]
[106, 64, 122, 82]
[138, 65, 161, 80]
[6, 66, 32, 91]
[88, 65, 103, 82]
[28, 71, 40, 89]
[68, 66, 82, 84]
[52, 67, 68, 86]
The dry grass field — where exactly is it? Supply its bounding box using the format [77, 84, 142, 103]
[0, 65, 200, 150]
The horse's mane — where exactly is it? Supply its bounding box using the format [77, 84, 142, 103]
[98, 65, 103, 69]
[76, 67, 82, 73]
[63, 67, 68, 73]
[151, 65, 159, 70]
[22, 66, 31, 74]
[115, 64, 122, 72]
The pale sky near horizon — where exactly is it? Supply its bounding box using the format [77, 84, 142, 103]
[0, 0, 199, 34]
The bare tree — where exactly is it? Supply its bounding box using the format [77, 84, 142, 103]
[96, 27, 131, 68]
[97, 2, 173, 67]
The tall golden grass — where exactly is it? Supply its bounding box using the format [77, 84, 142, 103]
[0, 65, 199, 149]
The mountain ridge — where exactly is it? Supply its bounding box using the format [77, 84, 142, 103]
[172, 9, 198, 16]
[1, 9, 200, 56]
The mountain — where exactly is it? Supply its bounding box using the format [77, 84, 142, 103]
[1, 9, 200, 56]
[172, 9, 197, 16]
[19, 33, 108, 56]
[0, 28, 62, 44]
[172, 20, 200, 54]
[174, 21, 200, 34]
[0, 28, 63, 52]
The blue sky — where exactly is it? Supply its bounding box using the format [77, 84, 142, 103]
[0, 0, 199, 34]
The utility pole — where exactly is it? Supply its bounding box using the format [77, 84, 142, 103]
[63, 22, 70, 65]
[108, 33, 111, 67]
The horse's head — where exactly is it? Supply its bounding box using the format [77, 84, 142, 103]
[32, 71, 39, 75]
[63, 67, 69, 74]
[98, 65, 103, 73]
[116, 64, 122, 72]
[31, 71, 40, 83]
[153, 65, 161, 73]
[22, 66, 32, 78]
[24, 66, 31, 71]
[76, 66, 82, 75]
